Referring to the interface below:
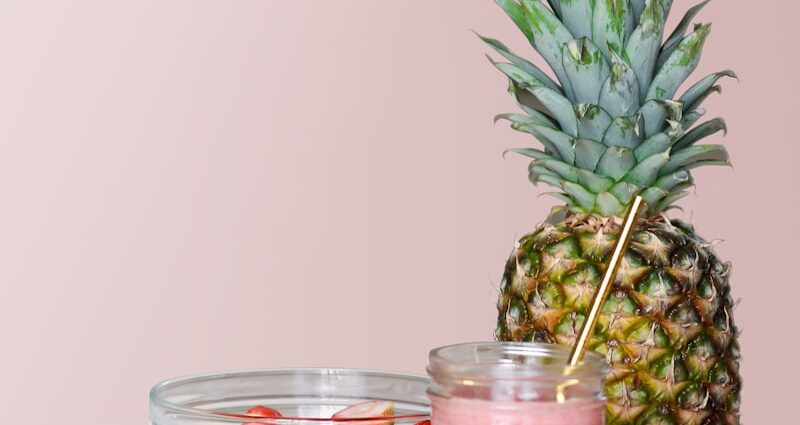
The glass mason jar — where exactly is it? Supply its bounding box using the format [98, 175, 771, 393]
[150, 369, 431, 425]
[427, 342, 609, 425]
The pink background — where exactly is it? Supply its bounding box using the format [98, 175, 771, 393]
[0, 1, 794, 423]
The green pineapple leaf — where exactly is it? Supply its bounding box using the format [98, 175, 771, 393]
[538, 159, 580, 183]
[495, 112, 555, 128]
[681, 108, 706, 130]
[563, 38, 610, 104]
[575, 104, 613, 141]
[661, 144, 730, 175]
[576, 169, 616, 193]
[640, 186, 669, 209]
[528, 86, 579, 136]
[597, 191, 625, 215]
[647, 23, 711, 101]
[477, 32, 563, 93]
[654, 190, 691, 211]
[519, 0, 577, 100]
[659, 0, 712, 69]
[655, 170, 692, 191]
[562, 181, 597, 210]
[516, 123, 576, 164]
[672, 118, 727, 151]
[609, 181, 640, 204]
[529, 164, 562, 187]
[602, 114, 644, 148]
[543, 192, 577, 206]
[494, 0, 534, 40]
[625, 0, 670, 102]
[635, 131, 679, 161]
[574, 138, 607, 170]
[592, 0, 635, 60]
[503, 147, 552, 161]
[630, 0, 647, 23]
[596, 146, 637, 180]
[508, 80, 555, 118]
[546, 0, 563, 18]
[489, 56, 542, 88]
[639, 99, 682, 138]
[680, 70, 737, 112]
[559, 0, 594, 39]
[599, 52, 641, 118]
[624, 151, 671, 187]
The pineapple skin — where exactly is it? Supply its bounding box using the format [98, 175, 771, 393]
[495, 212, 741, 424]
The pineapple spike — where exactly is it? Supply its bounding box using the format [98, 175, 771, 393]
[672, 118, 727, 151]
[659, 0, 712, 69]
[476, 32, 563, 93]
[646, 23, 712, 101]
[680, 70, 738, 112]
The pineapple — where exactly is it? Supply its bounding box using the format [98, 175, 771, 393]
[484, 0, 741, 423]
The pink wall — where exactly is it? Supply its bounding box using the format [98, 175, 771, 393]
[0, 1, 793, 423]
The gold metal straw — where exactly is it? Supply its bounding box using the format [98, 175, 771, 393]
[567, 195, 646, 366]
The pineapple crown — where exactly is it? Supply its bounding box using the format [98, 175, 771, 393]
[483, 0, 735, 216]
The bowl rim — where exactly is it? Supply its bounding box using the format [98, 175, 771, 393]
[149, 367, 431, 423]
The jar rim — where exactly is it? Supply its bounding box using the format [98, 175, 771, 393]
[428, 342, 609, 384]
[150, 368, 431, 423]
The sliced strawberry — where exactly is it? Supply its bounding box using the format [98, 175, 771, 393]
[242, 405, 282, 425]
[413, 421, 431, 425]
[332, 400, 394, 424]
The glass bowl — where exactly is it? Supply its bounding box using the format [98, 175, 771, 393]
[150, 368, 431, 424]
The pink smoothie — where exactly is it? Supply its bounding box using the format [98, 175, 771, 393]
[430, 394, 605, 425]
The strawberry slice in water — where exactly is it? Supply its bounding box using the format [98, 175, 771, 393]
[332, 400, 394, 424]
[242, 405, 282, 425]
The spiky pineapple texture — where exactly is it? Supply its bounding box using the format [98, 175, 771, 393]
[484, 0, 734, 216]
[484, 1, 742, 424]
[496, 213, 741, 424]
